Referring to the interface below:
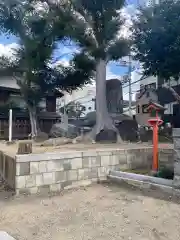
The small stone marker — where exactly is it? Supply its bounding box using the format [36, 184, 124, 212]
[0, 231, 16, 240]
[17, 140, 32, 154]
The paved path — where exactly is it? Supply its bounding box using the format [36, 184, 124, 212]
[0, 184, 179, 240]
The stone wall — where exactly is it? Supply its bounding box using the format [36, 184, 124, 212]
[173, 129, 180, 187]
[159, 148, 174, 171]
[15, 147, 173, 195]
[0, 151, 16, 190]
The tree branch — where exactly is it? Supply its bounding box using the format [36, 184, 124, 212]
[163, 83, 180, 104]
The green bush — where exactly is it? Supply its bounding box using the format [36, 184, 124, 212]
[154, 168, 174, 180]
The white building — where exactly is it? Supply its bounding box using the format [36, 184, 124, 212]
[57, 85, 96, 115]
[123, 106, 136, 116]
[140, 75, 157, 90]
[146, 0, 160, 7]
[139, 73, 180, 115]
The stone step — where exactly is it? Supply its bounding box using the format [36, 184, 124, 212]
[0, 232, 15, 240]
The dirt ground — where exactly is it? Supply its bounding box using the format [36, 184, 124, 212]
[0, 140, 173, 157]
[0, 183, 180, 240]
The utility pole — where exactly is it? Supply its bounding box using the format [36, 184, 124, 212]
[128, 55, 132, 117]
[119, 55, 133, 117]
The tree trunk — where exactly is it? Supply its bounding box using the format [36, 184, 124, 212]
[90, 59, 123, 143]
[28, 105, 38, 139]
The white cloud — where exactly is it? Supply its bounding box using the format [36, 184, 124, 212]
[28, 1, 50, 20]
[55, 44, 80, 57]
[33, 1, 49, 13]
[119, 4, 139, 39]
[106, 66, 122, 80]
[0, 43, 19, 58]
[54, 59, 70, 67]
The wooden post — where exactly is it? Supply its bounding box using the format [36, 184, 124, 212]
[17, 140, 32, 154]
[8, 109, 12, 142]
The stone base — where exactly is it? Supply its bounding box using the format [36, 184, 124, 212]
[173, 128, 180, 188]
[96, 130, 117, 143]
[0, 231, 15, 240]
[173, 176, 180, 189]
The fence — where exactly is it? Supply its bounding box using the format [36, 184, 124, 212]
[0, 114, 61, 140]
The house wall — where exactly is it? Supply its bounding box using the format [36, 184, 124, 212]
[0, 77, 20, 90]
[140, 76, 157, 88]
[135, 89, 158, 126]
[138, 75, 180, 127]
[139, 75, 180, 113]
[0, 77, 55, 111]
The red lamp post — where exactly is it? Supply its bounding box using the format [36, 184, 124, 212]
[147, 102, 165, 172]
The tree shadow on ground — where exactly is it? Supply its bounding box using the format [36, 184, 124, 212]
[101, 180, 180, 205]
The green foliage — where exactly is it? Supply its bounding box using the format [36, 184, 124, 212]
[60, 101, 86, 118]
[54, 52, 94, 93]
[132, 0, 180, 80]
[0, 0, 57, 107]
[47, 0, 130, 62]
[0, 99, 18, 115]
[154, 167, 174, 180]
[0, 0, 93, 109]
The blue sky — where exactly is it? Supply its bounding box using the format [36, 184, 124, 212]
[0, 34, 18, 44]
[0, 33, 130, 77]
[0, 1, 141, 100]
[0, 34, 140, 100]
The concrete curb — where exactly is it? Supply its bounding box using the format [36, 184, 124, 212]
[108, 170, 180, 196]
[109, 170, 173, 186]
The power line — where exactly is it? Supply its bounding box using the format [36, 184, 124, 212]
[124, 90, 138, 95]
[122, 77, 142, 89]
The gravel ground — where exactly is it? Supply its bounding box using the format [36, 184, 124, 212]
[0, 183, 180, 240]
[0, 141, 173, 156]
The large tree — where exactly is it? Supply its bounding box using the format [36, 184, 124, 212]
[46, 0, 130, 142]
[0, 0, 93, 138]
[132, 0, 180, 103]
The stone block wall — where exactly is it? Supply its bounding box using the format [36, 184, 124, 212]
[159, 148, 174, 171]
[15, 147, 173, 195]
[173, 128, 180, 187]
[15, 150, 121, 195]
[0, 151, 16, 190]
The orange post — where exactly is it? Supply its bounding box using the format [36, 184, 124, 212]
[152, 123, 158, 171]
[147, 102, 164, 172]
[148, 116, 163, 172]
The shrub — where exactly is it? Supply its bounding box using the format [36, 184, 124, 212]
[154, 168, 174, 180]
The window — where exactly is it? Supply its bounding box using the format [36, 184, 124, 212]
[9, 94, 26, 108]
[142, 104, 149, 113]
[137, 105, 140, 113]
[150, 109, 156, 117]
[81, 106, 86, 111]
[147, 83, 156, 89]
[140, 84, 144, 93]
[146, 92, 150, 98]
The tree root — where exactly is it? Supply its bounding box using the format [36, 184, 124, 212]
[72, 134, 96, 144]
[72, 121, 123, 144]
[39, 120, 123, 146]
